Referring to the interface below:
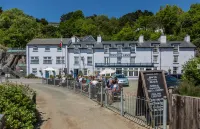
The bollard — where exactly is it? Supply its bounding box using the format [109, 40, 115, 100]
[54, 79, 55, 85]
[89, 84, 91, 99]
[101, 82, 103, 107]
[120, 87, 124, 116]
[163, 96, 167, 129]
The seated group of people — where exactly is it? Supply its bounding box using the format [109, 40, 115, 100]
[106, 77, 120, 93]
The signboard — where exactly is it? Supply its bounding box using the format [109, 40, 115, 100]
[110, 54, 130, 58]
[136, 70, 169, 126]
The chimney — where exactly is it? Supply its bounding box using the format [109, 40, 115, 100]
[159, 35, 166, 43]
[71, 36, 76, 43]
[97, 35, 102, 43]
[184, 34, 190, 42]
[138, 35, 144, 43]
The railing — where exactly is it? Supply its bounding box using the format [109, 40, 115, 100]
[7, 48, 26, 53]
[95, 63, 154, 67]
[42, 78, 167, 129]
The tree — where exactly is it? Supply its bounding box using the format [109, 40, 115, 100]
[0, 7, 3, 14]
[156, 5, 184, 34]
[60, 11, 73, 22]
[182, 57, 200, 86]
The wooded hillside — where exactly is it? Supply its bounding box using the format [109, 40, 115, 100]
[0, 4, 200, 48]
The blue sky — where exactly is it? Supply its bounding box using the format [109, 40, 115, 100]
[1, 0, 199, 22]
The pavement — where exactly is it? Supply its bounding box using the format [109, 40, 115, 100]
[7, 78, 144, 129]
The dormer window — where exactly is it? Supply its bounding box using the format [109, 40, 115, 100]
[104, 45, 109, 54]
[87, 48, 93, 54]
[173, 44, 179, 53]
[117, 45, 122, 53]
[87, 44, 93, 48]
[153, 44, 159, 53]
[130, 44, 136, 53]
[74, 44, 81, 48]
[33, 46, 38, 52]
[74, 48, 80, 54]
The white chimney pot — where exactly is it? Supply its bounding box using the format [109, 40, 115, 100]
[159, 35, 167, 43]
[139, 35, 144, 43]
[97, 35, 102, 43]
[71, 36, 76, 43]
[184, 35, 190, 42]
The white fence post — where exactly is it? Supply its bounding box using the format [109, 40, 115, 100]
[163, 96, 167, 129]
[120, 87, 124, 116]
[101, 82, 103, 107]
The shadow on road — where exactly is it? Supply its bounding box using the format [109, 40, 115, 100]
[34, 109, 50, 129]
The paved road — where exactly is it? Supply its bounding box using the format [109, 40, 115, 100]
[9, 79, 144, 129]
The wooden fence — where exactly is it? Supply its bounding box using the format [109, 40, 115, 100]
[169, 94, 200, 129]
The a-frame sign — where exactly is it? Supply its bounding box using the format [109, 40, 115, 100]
[136, 70, 169, 126]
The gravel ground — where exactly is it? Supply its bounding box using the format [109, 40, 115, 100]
[8, 79, 144, 129]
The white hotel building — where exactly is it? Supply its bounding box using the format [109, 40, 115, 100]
[26, 35, 196, 79]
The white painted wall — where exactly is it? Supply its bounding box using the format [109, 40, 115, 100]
[27, 44, 195, 78]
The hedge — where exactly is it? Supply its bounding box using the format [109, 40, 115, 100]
[0, 82, 37, 129]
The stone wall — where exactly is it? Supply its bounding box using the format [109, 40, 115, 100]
[0, 114, 5, 129]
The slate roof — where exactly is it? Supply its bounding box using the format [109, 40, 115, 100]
[27, 37, 196, 48]
[27, 38, 71, 45]
[68, 41, 196, 48]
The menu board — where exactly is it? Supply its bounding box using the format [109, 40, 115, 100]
[136, 70, 168, 126]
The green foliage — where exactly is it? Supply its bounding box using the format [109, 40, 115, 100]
[0, 83, 36, 129]
[182, 57, 200, 86]
[25, 74, 37, 79]
[176, 80, 200, 97]
[2, 4, 200, 48]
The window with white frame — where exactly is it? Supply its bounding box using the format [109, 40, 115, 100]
[129, 68, 133, 76]
[74, 56, 79, 65]
[87, 48, 93, 54]
[117, 57, 121, 63]
[45, 46, 50, 52]
[74, 48, 80, 54]
[33, 46, 38, 52]
[173, 45, 179, 53]
[104, 45, 109, 54]
[32, 68, 37, 75]
[153, 67, 157, 70]
[30, 56, 39, 64]
[83, 68, 87, 76]
[117, 45, 122, 53]
[130, 44, 136, 53]
[173, 67, 178, 74]
[130, 57, 135, 63]
[134, 68, 138, 76]
[153, 55, 158, 63]
[173, 55, 178, 63]
[56, 56, 64, 64]
[104, 57, 109, 64]
[140, 68, 144, 71]
[43, 57, 52, 64]
[153, 44, 159, 53]
[87, 57, 92, 65]
[123, 68, 128, 76]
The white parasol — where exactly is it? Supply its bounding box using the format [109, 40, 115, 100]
[100, 68, 115, 75]
[43, 67, 55, 71]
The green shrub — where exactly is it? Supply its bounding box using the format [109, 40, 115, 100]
[176, 80, 200, 97]
[0, 83, 36, 129]
[25, 74, 37, 79]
